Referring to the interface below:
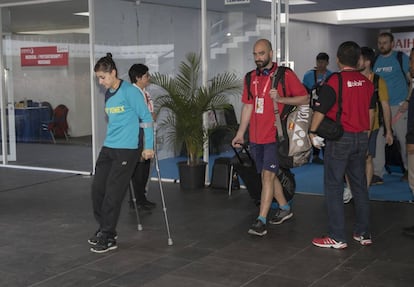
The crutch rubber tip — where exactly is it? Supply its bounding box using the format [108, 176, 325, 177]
[168, 238, 173, 246]
[138, 224, 143, 231]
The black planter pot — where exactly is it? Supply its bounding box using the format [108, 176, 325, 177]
[177, 161, 207, 190]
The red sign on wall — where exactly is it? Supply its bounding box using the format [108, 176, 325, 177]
[20, 46, 69, 66]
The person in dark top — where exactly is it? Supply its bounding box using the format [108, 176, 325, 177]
[403, 47, 414, 238]
[302, 52, 332, 164]
[128, 63, 157, 210]
[309, 41, 376, 249]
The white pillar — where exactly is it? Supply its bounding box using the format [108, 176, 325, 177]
[201, 0, 210, 182]
[272, 0, 282, 63]
[285, 0, 290, 65]
[0, 8, 7, 164]
[89, 0, 97, 173]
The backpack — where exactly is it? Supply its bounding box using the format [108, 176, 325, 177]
[272, 67, 312, 168]
[311, 72, 345, 140]
[242, 66, 312, 169]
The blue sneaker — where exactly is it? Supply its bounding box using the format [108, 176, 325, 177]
[270, 199, 293, 210]
[248, 219, 267, 236]
[269, 208, 293, 225]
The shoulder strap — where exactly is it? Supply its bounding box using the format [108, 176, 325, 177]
[273, 66, 289, 114]
[373, 73, 379, 91]
[335, 72, 343, 123]
[396, 51, 409, 85]
[373, 54, 379, 66]
[397, 51, 404, 72]
[313, 69, 317, 85]
[373, 73, 384, 127]
[272, 66, 288, 94]
[272, 66, 288, 139]
[245, 71, 253, 100]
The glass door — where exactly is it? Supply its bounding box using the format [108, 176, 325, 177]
[0, 0, 93, 174]
[0, 33, 17, 162]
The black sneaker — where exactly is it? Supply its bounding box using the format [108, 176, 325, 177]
[370, 175, 384, 185]
[269, 208, 293, 225]
[88, 230, 117, 245]
[88, 230, 102, 245]
[138, 199, 156, 210]
[90, 237, 117, 253]
[248, 219, 267, 236]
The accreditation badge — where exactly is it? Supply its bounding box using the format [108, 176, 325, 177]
[255, 97, 264, 114]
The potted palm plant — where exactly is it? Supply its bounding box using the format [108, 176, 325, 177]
[151, 52, 242, 190]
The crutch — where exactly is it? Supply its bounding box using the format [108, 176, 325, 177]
[153, 123, 173, 246]
[129, 180, 143, 231]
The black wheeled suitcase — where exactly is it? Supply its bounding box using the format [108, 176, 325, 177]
[231, 146, 261, 203]
[231, 144, 296, 204]
[385, 135, 406, 174]
[210, 157, 240, 190]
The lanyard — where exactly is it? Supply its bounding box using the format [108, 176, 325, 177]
[254, 74, 273, 98]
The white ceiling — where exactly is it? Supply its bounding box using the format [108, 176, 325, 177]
[0, 0, 413, 33]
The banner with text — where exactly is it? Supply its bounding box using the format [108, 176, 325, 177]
[20, 45, 69, 66]
[393, 32, 414, 55]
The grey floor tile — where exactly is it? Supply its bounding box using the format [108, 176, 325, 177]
[84, 249, 163, 275]
[28, 267, 113, 287]
[344, 260, 414, 287]
[198, 255, 270, 273]
[243, 273, 311, 287]
[211, 238, 302, 266]
[141, 274, 227, 287]
[99, 263, 173, 287]
[171, 261, 261, 287]
[267, 251, 346, 283]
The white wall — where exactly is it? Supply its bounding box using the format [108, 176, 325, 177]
[288, 21, 378, 79]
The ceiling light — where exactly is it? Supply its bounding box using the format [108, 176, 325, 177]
[18, 28, 89, 35]
[73, 12, 89, 17]
[260, 0, 316, 5]
[336, 5, 414, 23]
[291, 4, 414, 25]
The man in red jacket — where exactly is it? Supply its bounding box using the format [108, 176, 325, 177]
[232, 39, 308, 236]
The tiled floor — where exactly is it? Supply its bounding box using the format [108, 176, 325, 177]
[0, 167, 414, 287]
